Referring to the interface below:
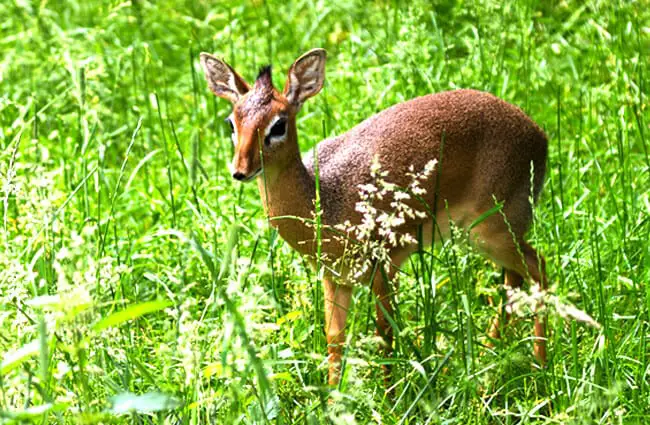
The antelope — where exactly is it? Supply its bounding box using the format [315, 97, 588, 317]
[199, 48, 548, 386]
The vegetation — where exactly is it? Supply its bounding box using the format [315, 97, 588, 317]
[1, 0, 649, 423]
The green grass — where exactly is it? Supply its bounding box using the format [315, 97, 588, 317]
[1, 0, 649, 423]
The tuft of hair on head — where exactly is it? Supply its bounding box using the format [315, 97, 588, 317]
[255, 65, 273, 89]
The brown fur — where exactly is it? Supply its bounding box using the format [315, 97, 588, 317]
[200, 49, 549, 387]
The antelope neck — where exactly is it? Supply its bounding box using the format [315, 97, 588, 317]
[257, 150, 316, 228]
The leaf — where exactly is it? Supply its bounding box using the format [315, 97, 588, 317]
[25, 294, 92, 319]
[1, 402, 67, 417]
[468, 201, 504, 230]
[25, 294, 61, 308]
[124, 149, 160, 191]
[108, 392, 180, 414]
[276, 310, 301, 325]
[269, 372, 293, 382]
[203, 362, 223, 378]
[93, 300, 171, 333]
[1, 340, 39, 375]
[408, 360, 427, 379]
[0, 402, 70, 420]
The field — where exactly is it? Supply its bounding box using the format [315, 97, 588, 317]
[1, 0, 649, 423]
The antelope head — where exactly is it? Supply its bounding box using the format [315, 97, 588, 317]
[199, 49, 327, 183]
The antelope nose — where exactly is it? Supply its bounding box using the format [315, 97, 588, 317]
[232, 172, 246, 181]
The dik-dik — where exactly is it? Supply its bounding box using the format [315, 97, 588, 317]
[200, 49, 548, 386]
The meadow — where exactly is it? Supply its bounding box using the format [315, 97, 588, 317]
[1, 0, 649, 423]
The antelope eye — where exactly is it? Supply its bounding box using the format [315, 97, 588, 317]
[269, 118, 286, 138]
[224, 117, 234, 132]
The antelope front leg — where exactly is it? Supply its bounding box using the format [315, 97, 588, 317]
[372, 267, 395, 384]
[323, 277, 353, 386]
[487, 270, 522, 341]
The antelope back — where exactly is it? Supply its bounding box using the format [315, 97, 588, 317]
[306, 89, 547, 240]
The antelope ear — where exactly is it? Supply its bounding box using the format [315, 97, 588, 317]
[200, 53, 250, 103]
[283, 48, 326, 107]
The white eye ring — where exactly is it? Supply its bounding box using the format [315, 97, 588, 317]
[264, 115, 287, 146]
[226, 114, 238, 146]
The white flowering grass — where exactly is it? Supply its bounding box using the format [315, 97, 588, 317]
[330, 156, 436, 282]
